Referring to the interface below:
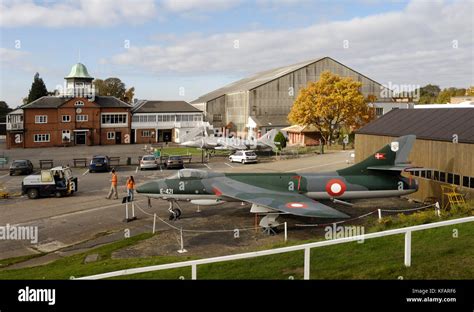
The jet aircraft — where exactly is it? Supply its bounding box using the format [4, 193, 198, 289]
[137, 135, 419, 230]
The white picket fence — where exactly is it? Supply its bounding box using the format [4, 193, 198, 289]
[75, 216, 474, 280]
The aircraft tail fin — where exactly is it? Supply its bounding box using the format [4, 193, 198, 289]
[257, 129, 278, 149]
[338, 135, 416, 175]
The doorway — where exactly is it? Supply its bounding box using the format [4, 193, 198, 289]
[115, 132, 121, 144]
[75, 132, 86, 145]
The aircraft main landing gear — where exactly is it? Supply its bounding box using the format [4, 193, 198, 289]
[168, 200, 182, 221]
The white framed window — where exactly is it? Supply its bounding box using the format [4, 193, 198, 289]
[62, 130, 71, 142]
[101, 113, 127, 125]
[142, 130, 151, 137]
[76, 115, 88, 122]
[107, 132, 115, 140]
[34, 133, 50, 142]
[62, 115, 71, 122]
[75, 100, 84, 106]
[35, 115, 48, 124]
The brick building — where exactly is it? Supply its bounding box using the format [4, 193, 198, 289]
[6, 63, 132, 148]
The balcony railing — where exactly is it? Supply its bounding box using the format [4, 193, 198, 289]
[6, 123, 24, 130]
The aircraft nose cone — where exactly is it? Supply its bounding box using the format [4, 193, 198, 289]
[136, 180, 162, 194]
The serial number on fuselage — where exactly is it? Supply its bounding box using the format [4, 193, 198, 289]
[159, 188, 174, 195]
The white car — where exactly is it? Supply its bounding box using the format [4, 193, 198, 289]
[229, 151, 258, 164]
[140, 155, 158, 170]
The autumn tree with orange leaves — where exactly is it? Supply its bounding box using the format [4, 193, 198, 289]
[288, 71, 375, 145]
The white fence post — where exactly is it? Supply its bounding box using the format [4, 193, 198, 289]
[192, 264, 197, 280]
[404, 231, 411, 267]
[304, 247, 311, 280]
[125, 201, 129, 220]
[152, 213, 156, 234]
[378, 209, 382, 221]
[284, 222, 287, 242]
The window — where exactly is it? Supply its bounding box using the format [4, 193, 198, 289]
[439, 172, 446, 182]
[413, 171, 420, 177]
[62, 130, 71, 142]
[142, 130, 151, 137]
[75, 101, 84, 106]
[34, 134, 50, 142]
[101, 113, 127, 125]
[426, 170, 432, 179]
[433, 171, 439, 181]
[471, 177, 474, 189]
[447, 173, 453, 184]
[420, 171, 426, 178]
[453, 174, 460, 186]
[62, 115, 71, 122]
[76, 115, 88, 122]
[35, 115, 48, 124]
[463, 176, 470, 188]
[375, 107, 384, 116]
[213, 114, 222, 122]
[107, 132, 115, 140]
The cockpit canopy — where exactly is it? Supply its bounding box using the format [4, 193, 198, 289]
[167, 169, 209, 180]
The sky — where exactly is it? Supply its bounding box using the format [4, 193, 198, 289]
[0, 0, 473, 108]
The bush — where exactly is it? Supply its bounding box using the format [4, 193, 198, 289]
[274, 131, 287, 150]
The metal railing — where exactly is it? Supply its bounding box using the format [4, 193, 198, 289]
[75, 216, 474, 280]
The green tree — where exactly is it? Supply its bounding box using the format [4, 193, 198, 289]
[416, 84, 441, 104]
[274, 131, 287, 150]
[288, 71, 374, 146]
[436, 87, 467, 103]
[467, 86, 474, 96]
[0, 101, 12, 123]
[94, 77, 135, 103]
[26, 73, 48, 103]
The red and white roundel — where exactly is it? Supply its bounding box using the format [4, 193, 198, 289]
[286, 202, 308, 209]
[325, 179, 346, 197]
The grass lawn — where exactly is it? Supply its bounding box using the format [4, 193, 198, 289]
[155, 147, 230, 157]
[0, 223, 472, 280]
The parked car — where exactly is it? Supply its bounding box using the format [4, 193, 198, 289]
[9, 160, 34, 176]
[229, 151, 258, 164]
[165, 155, 184, 169]
[140, 155, 158, 170]
[89, 155, 111, 172]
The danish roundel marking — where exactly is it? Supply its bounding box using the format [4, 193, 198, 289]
[325, 179, 346, 197]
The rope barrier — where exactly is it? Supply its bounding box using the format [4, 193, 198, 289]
[379, 203, 436, 213]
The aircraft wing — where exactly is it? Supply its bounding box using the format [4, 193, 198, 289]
[202, 177, 349, 218]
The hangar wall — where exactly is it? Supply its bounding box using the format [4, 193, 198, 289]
[355, 134, 474, 202]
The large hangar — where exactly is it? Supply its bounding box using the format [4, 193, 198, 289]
[355, 108, 474, 202]
[191, 56, 392, 137]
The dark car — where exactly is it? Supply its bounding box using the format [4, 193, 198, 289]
[9, 160, 34, 176]
[165, 155, 184, 169]
[89, 155, 111, 172]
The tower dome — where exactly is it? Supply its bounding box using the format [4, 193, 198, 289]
[65, 63, 93, 79]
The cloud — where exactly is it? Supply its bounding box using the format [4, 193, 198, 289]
[0, 0, 157, 27]
[161, 0, 242, 12]
[108, 0, 473, 88]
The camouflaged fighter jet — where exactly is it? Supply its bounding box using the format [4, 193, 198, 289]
[137, 135, 419, 230]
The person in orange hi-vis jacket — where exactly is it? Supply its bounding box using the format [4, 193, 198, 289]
[106, 169, 118, 199]
[126, 176, 136, 201]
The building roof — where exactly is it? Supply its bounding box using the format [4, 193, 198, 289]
[250, 115, 289, 127]
[21, 96, 132, 109]
[414, 102, 474, 108]
[132, 100, 201, 113]
[356, 108, 474, 144]
[65, 63, 93, 79]
[191, 56, 386, 104]
[281, 124, 318, 133]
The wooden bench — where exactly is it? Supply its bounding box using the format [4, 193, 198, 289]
[39, 159, 54, 169]
[73, 158, 88, 167]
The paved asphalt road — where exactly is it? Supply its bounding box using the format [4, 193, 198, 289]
[0, 150, 352, 261]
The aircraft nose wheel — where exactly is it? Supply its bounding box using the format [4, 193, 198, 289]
[167, 200, 182, 221]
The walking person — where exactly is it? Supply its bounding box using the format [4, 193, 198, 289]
[106, 169, 118, 199]
[126, 176, 135, 201]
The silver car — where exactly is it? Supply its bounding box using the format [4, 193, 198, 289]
[140, 155, 158, 170]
